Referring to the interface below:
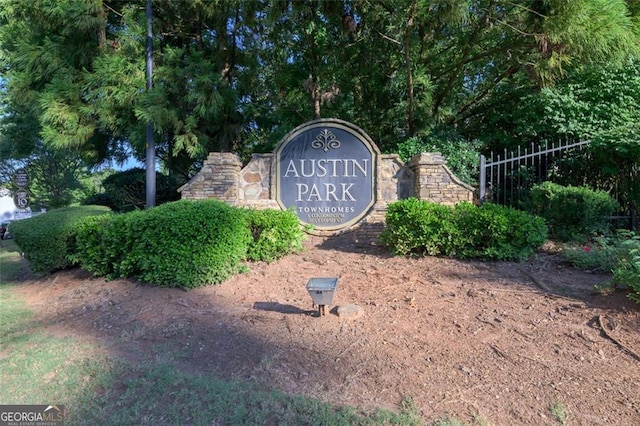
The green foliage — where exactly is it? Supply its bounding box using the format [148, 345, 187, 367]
[0, 142, 104, 209]
[526, 182, 619, 241]
[74, 200, 251, 288]
[472, 58, 640, 149]
[563, 237, 620, 272]
[244, 208, 306, 263]
[612, 232, 640, 303]
[396, 128, 483, 185]
[563, 230, 640, 304]
[550, 401, 569, 425]
[382, 199, 547, 261]
[68, 213, 119, 277]
[73, 203, 309, 287]
[25, 143, 87, 208]
[2, 0, 639, 178]
[471, 59, 640, 220]
[134, 201, 251, 288]
[84, 168, 183, 212]
[382, 198, 454, 256]
[589, 122, 640, 212]
[10, 205, 111, 273]
[540, 61, 640, 140]
[454, 202, 548, 260]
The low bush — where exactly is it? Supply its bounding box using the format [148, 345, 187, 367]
[611, 232, 640, 303]
[71, 212, 140, 279]
[244, 208, 306, 262]
[526, 182, 619, 242]
[563, 230, 640, 304]
[10, 205, 111, 273]
[562, 235, 622, 273]
[68, 214, 115, 277]
[35, 200, 308, 288]
[381, 198, 455, 256]
[381, 199, 547, 261]
[453, 202, 548, 260]
[135, 200, 251, 288]
[75, 200, 252, 288]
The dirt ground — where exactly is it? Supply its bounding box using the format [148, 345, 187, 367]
[12, 231, 640, 425]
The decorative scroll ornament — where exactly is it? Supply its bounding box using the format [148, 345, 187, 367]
[311, 129, 341, 152]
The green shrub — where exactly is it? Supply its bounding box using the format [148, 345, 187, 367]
[381, 199, 547, 260]
[71, 212, 142, 279]
[396, 128, 482, 186]
[73, 202, 308, 288]
[612, 232, 640, 303]
[563, 230, 640, 304]
[562, 235, 621, 272]
[68, 214, 115, 277]
[10, 205, 111, 273]
[381, 198, 455, 256]
[526, 182, 619, 242]
[244, 208, 306, 262]
[73, 200, 251, 288]
[133, 200, 251, 288]
[453, 202, 548, 260]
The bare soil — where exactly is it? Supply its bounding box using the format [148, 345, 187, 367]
[12, 232, 640, 425]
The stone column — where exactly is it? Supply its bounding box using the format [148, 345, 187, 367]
[179, 152, 242, 204]
[409, 152, 474, 205]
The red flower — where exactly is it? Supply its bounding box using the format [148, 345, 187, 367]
[583, 246, 592, 253]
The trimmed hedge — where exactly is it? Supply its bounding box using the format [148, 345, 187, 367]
[72, 201, 307, 288]
[381, 199, 547, 260]
[16, 200, 307, 287]
[10, 205, 111, 273]
[70, 212, 139, 278]
[244, 208, 306, 262]
[526, 182, 619, 242]
[73, 200, 251, 288]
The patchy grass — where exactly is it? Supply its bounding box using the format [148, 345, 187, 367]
[550, 401, 569, 425]
[0, 238, 23, 282]
[1, 240, 422, 425]
[430, 416, 491, 426]
[85, 364, 422, 425]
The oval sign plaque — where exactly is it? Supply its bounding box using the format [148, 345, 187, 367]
[13, 168, 29, 188]
[14, 189, 30, 210]
[275, 119, 378, 231]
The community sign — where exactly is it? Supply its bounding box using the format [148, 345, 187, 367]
[275, 119, 378, 231]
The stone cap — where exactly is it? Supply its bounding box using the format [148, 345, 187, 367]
[408, 152, 447, 167]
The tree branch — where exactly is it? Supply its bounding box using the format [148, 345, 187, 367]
[377, 31, 401, 45]
[404, 0, 418, 136]
[432, 1, 495, 116]
[449, 64, 520, 125]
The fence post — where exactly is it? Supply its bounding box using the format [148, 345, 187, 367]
[479, 154, 486, 204]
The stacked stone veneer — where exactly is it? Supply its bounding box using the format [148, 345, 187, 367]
[179, 151, 474, 233]
[178, 153, 242, 203]
[409, 152, 475, 205]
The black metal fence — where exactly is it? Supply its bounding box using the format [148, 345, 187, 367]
[479, 139, 637, 230]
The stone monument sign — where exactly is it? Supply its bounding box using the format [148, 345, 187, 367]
[275, 119, 378, 231]
[179, 118, 475, 236]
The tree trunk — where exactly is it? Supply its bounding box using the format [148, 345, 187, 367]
[404, 0, 418, 136]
